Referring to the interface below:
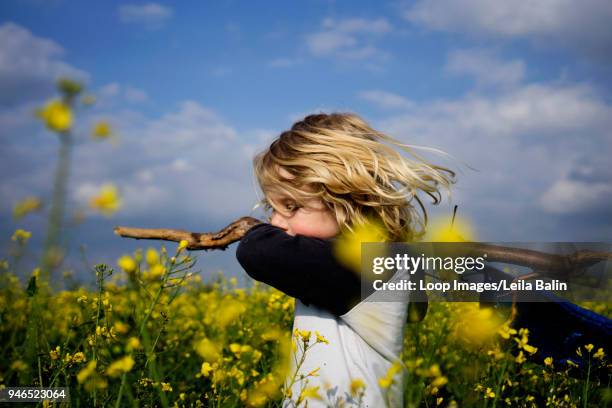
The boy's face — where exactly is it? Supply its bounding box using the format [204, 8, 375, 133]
[267, 168, 340, 239]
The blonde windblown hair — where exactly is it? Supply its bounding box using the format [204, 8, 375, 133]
[251, 112, 456, 242]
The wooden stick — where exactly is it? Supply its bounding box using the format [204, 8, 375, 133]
[113, 216, 262, 251]
[462, 243, 612, 278]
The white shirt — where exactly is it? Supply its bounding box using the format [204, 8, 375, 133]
[282, 267, 411, 408]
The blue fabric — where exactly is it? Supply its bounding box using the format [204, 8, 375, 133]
[480, 266, 611, 382]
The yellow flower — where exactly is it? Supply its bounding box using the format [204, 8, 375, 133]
[229, 343, 242, 355]
[436, 397, 444, 406]
[431, 376, 448, 388]
[77, 361, 97, 383]
[315, 331, 329, 344]
[117, 255, 137, 273]
[145, 248, 160, 266]
[11, 229, 32, 244]
[36, 99, 73, 132]
[452, 303, 505, 346]
[297, 386, 322, 404]
[515, 351, 526, 364]
[71, 352, 86, 363]
[423, 214, 476, 242]
[215, 298, 246, 328]
[195, 338, 221, 363]
[11, 360, 28, 371]
[378, 376, 392, 389]
[50, 346, 61, 360]
[513, 328, 538, 354]
[90, 184, 121, 216]
[593, 348, 605, 360]
[333, 217, 388, 272]
[544, 357, 553, 366]
[114, 321, 129, 334]
[126, 337, 141, 352]
[13, 197, 42, 219]
[485, 387, 496, 398]
[298, 329, 311, 343]
[584, 344, 594, 353]
[522, 343, 538, 354]
[106, 356, 135, 377]
[497, 322, 517, 339]
[378, 360, 403, 389]
[160, 382, 172, 392]
[201, 362, 214, 377]
[350, 378, 365, 395]
[92, 121, 112, 139]
[178, 240, 189, 251]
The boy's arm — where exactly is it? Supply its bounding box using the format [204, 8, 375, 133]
[236, 223, 362, 316]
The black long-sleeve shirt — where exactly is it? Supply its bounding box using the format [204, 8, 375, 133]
[236, 223, 367, 316]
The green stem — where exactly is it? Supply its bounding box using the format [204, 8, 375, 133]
[583, 354, 591, 408]
[41, 132, 73, 281]
[115, 372, 128, 408]
[92, 270, 104, 407]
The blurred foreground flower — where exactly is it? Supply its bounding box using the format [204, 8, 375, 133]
[13, 197, 42, 219]
[424, 214, 476, 242]
[333, 217, 388, 273]
[451, 302, 505, 347]
[117, 255, 137, 274]
[106, 355, 135, 377]
[89, 184, 121, 216]
[35, 99, 73, 133]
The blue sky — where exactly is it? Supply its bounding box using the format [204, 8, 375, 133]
[1, 0, 612, 284]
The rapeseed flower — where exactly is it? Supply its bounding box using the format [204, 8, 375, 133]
[89, 184, 121, 216]
[106, 355, 135, 377]
[117, 255, 137, 273]
[36, 99, 73, 132]
[77, 361, 97, 383]
[11, 229, 32, 244]
[13, 197, 42, 219]
[92, 121, 112, 139]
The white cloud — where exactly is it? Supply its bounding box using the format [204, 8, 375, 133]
[118, 3, 173, 29]
[66, 100, 256, 219]
[387, 83, 610, 138]
[539, 178, 612, 214]
[377, 61, 612, 238]
[445, 48, 526, 88]
[305, 17, 392, 60]
[0, 22, 88, 107]
[358, 90, 415, 110]
[403, 0, 612, 63]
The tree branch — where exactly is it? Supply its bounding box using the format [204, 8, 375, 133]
[113, 216, 262, 251]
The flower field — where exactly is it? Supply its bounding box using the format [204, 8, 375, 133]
[0, 240, 610, 407]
